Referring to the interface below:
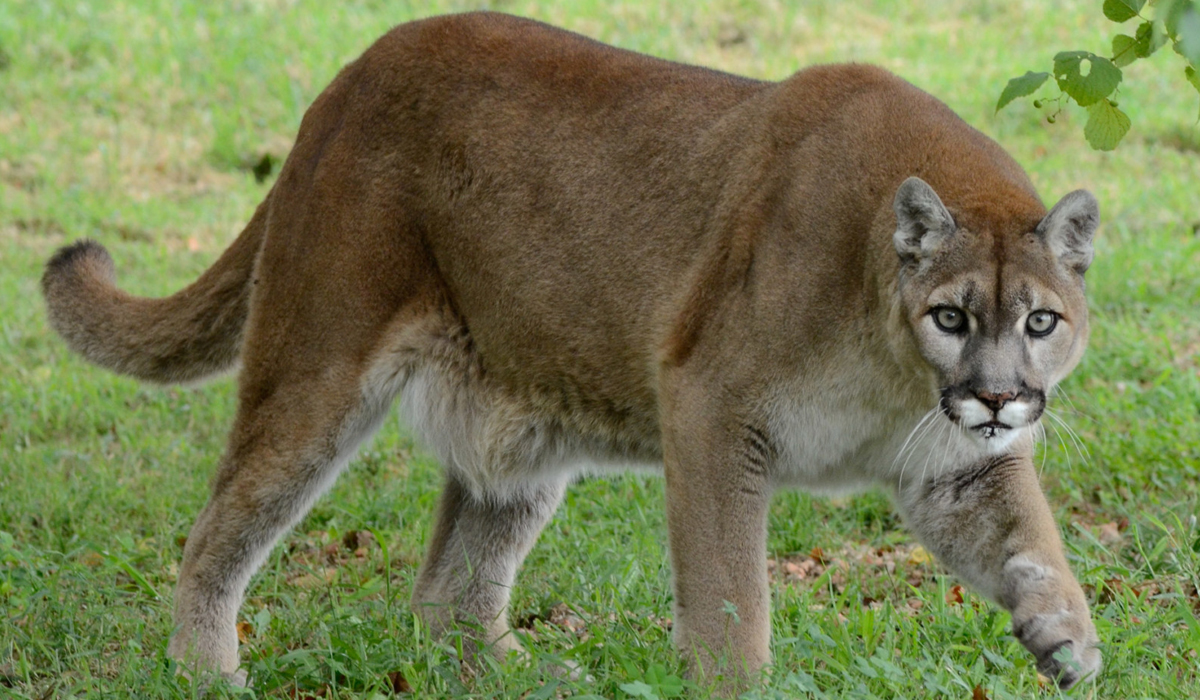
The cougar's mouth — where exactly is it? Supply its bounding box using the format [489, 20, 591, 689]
[971, 421, 1012, 438]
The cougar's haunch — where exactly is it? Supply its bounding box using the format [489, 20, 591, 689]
[43, 12, 1101, 692]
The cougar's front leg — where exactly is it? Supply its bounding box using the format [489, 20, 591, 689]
[897, 451, 1100, 688]
[660, 381, 773, 688]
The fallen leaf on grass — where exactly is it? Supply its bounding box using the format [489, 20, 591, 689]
[517, 602, 591, 641]
[286, 687, 329, 699]
[290, 568, 339, 589]
[343, 529, 377, 551]
[907, 546, 933, 565]
[972, 684, 990, 700]
[1097, 521, 1122, 546]
[79, 551, 105, 568]
[388, 670, 413, 693]
[547, 602, 588, 636]
[945, 585, 964, 606]
[235, 621, 253, 643]
[1094, 578, 1163, 605]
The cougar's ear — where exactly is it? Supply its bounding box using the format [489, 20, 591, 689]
[1036, 189, 1098, 275]
[892, 176, 956, 265]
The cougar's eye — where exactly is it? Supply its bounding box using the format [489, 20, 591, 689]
[932, 306, 966, 333]
[1026, 310, 1058, 337]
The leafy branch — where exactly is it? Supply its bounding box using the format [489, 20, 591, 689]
[997, 0, 1200, 150]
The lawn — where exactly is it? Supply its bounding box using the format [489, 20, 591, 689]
[2, 0, 1199, 698]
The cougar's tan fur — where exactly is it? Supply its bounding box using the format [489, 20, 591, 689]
[42, 12, 1102, 691]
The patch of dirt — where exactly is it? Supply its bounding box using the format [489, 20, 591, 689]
[769, 542, 937, 591]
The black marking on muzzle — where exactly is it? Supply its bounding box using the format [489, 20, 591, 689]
[939, 382, 1047, 426]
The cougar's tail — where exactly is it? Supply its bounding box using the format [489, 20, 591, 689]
[41, 197, 269, 385]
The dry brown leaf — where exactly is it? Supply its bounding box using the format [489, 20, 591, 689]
[291, 568, 338, 589]
[946, 585, 964, 606]
[343, 529, 377, 550]
[547, 603, 588, 636]
[80, 551, 105, 568]
[972, 684, 990, 700]
[809, 546, 828, 565]
[1097, 521, 1122, 546]
[285, 685, 330, 699]
[235, 621, 253, 643]
[388, 670, 413, 693]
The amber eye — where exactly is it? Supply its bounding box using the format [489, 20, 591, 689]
[932, 307, 966, 333]
[1026, 310, 1058, 337]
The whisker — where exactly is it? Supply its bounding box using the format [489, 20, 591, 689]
[1048, 386, 1096, 425]
[892, 408, 937, 470]
[902, 408, 945, 486]
[894, 407, 939, 491]
[1035, 421, 1049, 478]
[918, 418, 950, 488]
[1055, 409, 1091, 459]
[1040, 410, 1078, 473]
[1044, 407, 1090, 468]
[936, 417, 959, 478]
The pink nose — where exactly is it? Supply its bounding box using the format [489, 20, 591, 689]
[976, 390, 1016, 412]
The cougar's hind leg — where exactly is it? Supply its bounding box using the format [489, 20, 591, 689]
[412, 472, 567, 661]
[167, 136, 441, 682]
[167, 351, 397, 683]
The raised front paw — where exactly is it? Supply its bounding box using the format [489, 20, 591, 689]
[1002, 555, 1100, 688]
[1012, 604, 1100, 688]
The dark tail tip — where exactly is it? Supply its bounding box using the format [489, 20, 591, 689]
[42, 239, 114, 292]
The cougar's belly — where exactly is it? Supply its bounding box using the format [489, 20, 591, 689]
[363, 303, 664, 501]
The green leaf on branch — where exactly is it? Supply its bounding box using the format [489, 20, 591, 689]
[1134, 20, 1167, 58]
[1163, 0, 1194, 36]
[996, 71, 1051, 111]
[1112, 34, 1139, 66]
[1054, 51, 1123, 106]
[1084, 98, 1132, 150]
[1176, 4, 1200, 65]
[1103, 0, 1146, 23]
[1187, 66, 1200, 116]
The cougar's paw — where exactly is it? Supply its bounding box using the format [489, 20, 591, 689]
[175, 665, 250, 696]
[1013, 609, 1101, 689]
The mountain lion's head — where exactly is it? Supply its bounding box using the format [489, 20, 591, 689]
[892, 176, 1098, 453]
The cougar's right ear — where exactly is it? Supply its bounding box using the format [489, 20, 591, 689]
[892, 176, 956, 266]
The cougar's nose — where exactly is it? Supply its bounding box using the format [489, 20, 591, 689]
[975, 390, 1017, 413]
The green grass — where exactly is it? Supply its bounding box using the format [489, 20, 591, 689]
[2, 0, 1199, 697]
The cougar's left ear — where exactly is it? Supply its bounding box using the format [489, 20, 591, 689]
[893, 176, 956, 266]
[1036, 190, 1099, 275]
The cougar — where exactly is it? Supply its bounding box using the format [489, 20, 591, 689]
[42, 11, 1101, 691]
